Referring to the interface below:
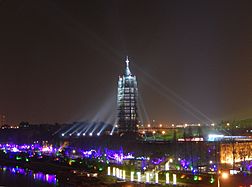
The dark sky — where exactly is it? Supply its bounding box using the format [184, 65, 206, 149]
[0, 0, 251, 125]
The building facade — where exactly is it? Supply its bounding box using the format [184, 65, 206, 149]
[117, 57, 138, 133]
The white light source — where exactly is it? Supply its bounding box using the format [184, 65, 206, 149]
[89, 133, 93, 136]
[173, 174, 177, 185]
[137, 172, 141, 182]
[119, 169, 122, 178]
[166, 173, 170, 184]
[61, 133, 64, 136]
[165, 162, 169, 170]
[112, 167, 116, 176]
[116, 169, 120, 178]
[146, 172, 150, 183]
[222, 172, 229, 179]
[122, 170, 126, 180]
[130, 171, 134, 181]
[107, 166, 111, 175]
[155, 173, 159, 183]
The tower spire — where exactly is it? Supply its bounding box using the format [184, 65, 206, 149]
[125, 56, 131, 76]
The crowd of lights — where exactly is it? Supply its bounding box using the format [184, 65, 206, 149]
[1, 141, 252, 186]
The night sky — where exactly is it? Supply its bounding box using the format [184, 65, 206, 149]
[0, 0, 251, 125]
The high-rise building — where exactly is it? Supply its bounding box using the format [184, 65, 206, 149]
[117, 57, 138, 133]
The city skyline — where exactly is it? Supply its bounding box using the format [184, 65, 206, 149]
[0, 0, 251, 125]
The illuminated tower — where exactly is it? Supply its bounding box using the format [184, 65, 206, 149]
[117, 56, 138, 133]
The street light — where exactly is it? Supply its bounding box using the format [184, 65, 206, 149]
[221, 172, 229, 179]
[218, 171, 229, 187]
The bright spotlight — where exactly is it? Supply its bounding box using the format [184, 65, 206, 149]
[61, 133, 64, 137]
[89, 133, 93, 136]
[77, 133, 80, 136]
[69, 134, 72, 136]
[82, 133, 86, 136]
[97, 133, 100, 136]
[222, 172, 229, 179]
